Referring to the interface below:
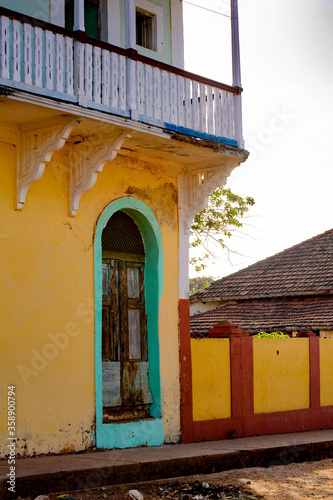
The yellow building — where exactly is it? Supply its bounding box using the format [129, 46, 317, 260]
[0, 0, 247, 456]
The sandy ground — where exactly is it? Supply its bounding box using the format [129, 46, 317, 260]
[34, 458, 333, 499]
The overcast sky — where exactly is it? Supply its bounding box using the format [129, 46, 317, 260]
[183, 0, 333, 279]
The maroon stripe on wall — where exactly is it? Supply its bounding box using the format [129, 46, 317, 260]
[309, 336, 321, 409]
[241, 336, 254, 418]
[195, 406, 333, 442]
[179, 299, 194, 443]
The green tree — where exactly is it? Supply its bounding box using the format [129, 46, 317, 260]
[189, 276, 215, 295]
[190, 186, 255, 272]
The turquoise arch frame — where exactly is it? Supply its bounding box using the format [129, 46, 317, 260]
[94, 197, 164, 449]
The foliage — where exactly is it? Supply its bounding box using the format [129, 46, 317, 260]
[253, 331, 290, 338]
[189, 276, 215, 295]
[190, 186, 255, 272]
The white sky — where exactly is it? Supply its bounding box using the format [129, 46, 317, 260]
[184, 0, 333, 279]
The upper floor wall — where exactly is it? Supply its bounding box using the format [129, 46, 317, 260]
[0, 0, 183, 67]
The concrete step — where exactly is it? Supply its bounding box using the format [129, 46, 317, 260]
[1, 430, 333, 499]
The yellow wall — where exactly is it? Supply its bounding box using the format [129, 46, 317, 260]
[191, 339, 231, 421]
[253, 338, 310, 414]
[0, 136, 180, 456]
[320, 338, 333, 406]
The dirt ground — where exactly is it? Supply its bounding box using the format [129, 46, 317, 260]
[35, 458, 333, 500]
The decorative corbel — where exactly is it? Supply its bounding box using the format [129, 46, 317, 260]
[177, 161, 239, 299]
[69, 132, 132, 216]
[178, 162, 237, 232]
[16, 117, 80, 209]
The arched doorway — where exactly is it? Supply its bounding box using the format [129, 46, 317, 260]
[94, 197, 164, 449]
[101, 211, 151, 421]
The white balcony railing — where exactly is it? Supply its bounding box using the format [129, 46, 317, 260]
[0, 10, 243, 147]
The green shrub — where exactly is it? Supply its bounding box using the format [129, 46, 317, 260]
[253, 331, 290, 338]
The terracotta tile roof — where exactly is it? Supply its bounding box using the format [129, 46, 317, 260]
[190, 296, 333, 335]
[190, 228, 333, 302]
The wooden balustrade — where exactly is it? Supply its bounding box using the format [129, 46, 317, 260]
[0, 9, 242, 146]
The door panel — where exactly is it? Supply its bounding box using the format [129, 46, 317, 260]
[102, 361, 121, 406]
[102, 258, 152, 420]
[122, 361, 153, 406]
[128, 309, 141, 359]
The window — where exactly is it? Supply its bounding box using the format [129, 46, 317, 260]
[136, 9, 156, 51]
[134, 0, 164, 54]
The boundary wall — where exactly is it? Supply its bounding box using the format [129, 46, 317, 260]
[180, 323, 333, 442]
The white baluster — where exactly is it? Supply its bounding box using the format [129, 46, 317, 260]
[12, 20, 21, 82]
[74, 41, 85, 101]
[153, 67, 161, 121]
[110, 51, 119, 108]
[102, 49, 110, 106]
[177, 75, 185, 127]
[192, 81, 199, 131]
[65, 37, 74, 96]
[161, 70, 169, 122]
[45, 31, 54, 90]
[55, 34, 64, 93]
[184, 78, 192, 129]
[127, 58, 136, 118]
[207, 86, 214, 135]
[145, 64, 152, 117]
[84, 44, 93, 101]
[227, 92, 235, 139]
[93, 46, 101, 104]
[34, 27, 43, 87]
[169, 73, 177, 124]
[199, 83, 207, 133]
[23, 24, 32, 85]
[0, 17, 10, 80]
[221, 90, 228, 138]
[214, 88, 222, 137]
[136, 61, 144, 115]
[119, 55, 126, 110]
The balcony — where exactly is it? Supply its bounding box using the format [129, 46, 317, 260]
[0, 7, 243, 148]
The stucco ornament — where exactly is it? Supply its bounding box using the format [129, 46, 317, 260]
[178, 161, 237, 232]
[69, 132, 132, 216]
[16, 117, 80, 209]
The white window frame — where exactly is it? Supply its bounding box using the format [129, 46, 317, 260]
[134, 0, 163, 54]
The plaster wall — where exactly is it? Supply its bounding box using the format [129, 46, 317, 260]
[253, 338, 310, 414]
[191, 338, 231, 421]
[0, 0, 52, 22]
[0, 138, 180, 457]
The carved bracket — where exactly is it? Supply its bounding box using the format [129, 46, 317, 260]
[16, 117, 80, 210]
[69, 132, 132, 216]
[178, 162, 238, 232]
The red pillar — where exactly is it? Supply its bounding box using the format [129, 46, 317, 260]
[307, 333, 321, 409]
[179, 299, 194, 443]
[209, 321, 253, 437]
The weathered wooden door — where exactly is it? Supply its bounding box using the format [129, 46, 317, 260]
[101, 210, 152, 421]
[102, 257, 152, 421]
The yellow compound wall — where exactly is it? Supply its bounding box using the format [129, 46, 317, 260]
[253, 338, 310, 414]
[191, 338, 231, 421]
